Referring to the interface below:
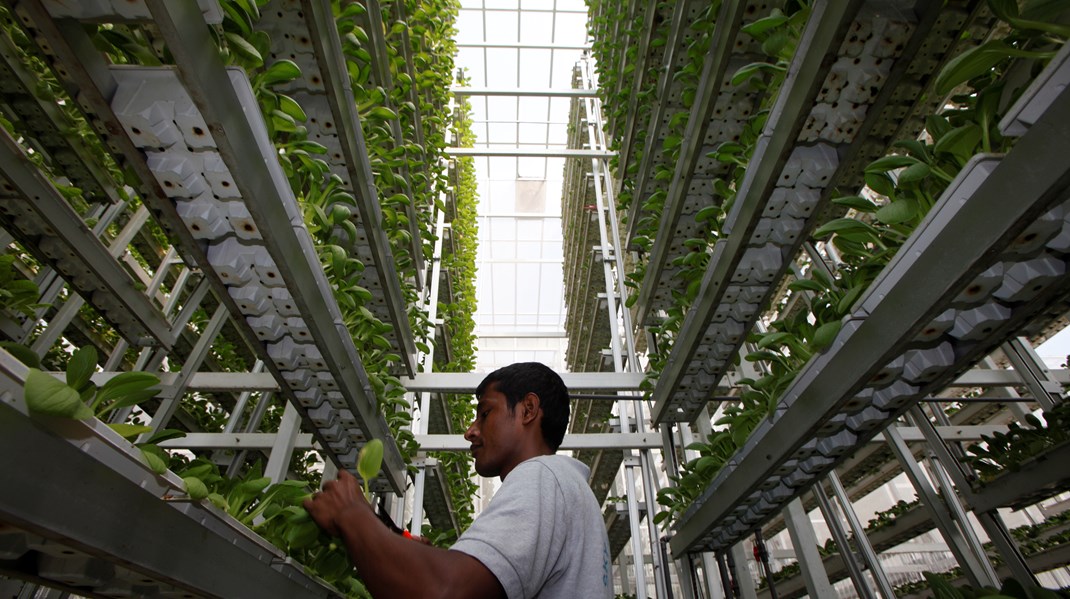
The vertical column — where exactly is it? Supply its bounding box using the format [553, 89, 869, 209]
[410, 207, 446, 533]
[908, 405, 1037, 587]
[827, 471, 895, 598]
[885, 425, 999, 588]
[783, 497, 834, 599]
[143, 302, 228, 437]
[1003, 337, 1065, 411]
[729, 542, 758, 599]
[814, 482, 875, 599]
[582, 54, 668, 597]
[264, 402, 302, 483]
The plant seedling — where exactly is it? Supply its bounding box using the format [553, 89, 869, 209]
[357, 438, 383, 502]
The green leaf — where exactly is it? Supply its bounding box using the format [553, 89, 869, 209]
[865, 172, 896, 197]
[831, 195, 878, 213]
[933, 124, 982, 162]
[357, 439, 384, 499]
[788, 278, 826, 293]
[224, 31, 263, 66]
[368, 106, 398, 121]
[97, 371, 160, 411]
[107, 423, 153, 439]
[756, 332, 793, 349]
[139, 444, 169, 474]
[811, 320, 842, 352]
[278, 94, 307, 122]
[261, 59, 302, 86]
[142, 428, 187, 445]
[896, 162, 931, 185]
[25, 368, 92, 419]
[184, 476, 210, 500]
[338, 2, 366, 18]
[208, 492, 230, 511]
[935, 40, 1053, 96]
[837, 284, 867, 315]
[875, 199, 917, 225]
[0, 342, 40, 368]
[741, 9, 788, 37]
[865, 154, 919, 174]
[924, 572, 965, 599]
[892, 139, 930, 160]
[813, 218, 880, 240]
[66, 346, 97, 391]
[731, 61, 783, 87]
[284, 520, 321, 550]
[239, 476, 272, 495]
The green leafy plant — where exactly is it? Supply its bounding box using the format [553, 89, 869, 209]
[23, 346, 160, 428]
[865, 498, 919, 533]
[357, 438, 384, 501]
[966, 404, 1070, 481]
[921, 572, 1069, 599]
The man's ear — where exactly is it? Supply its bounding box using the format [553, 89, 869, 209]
[519, 392, 541, 424]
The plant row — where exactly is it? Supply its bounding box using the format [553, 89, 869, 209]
[647, 0, 1070, 530]
[0, 0, 476, 591]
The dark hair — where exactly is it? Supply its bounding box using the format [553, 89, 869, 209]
[476, 362, 570, 451]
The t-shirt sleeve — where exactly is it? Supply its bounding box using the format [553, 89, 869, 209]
[450, 461, 564, 599]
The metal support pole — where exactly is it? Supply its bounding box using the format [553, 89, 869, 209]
[223, 360, 267, 434]
[581, 52, 670, 598]
[660, 535, 681, 599]
[827, 471, 896, 598]
[142, 303, 228, 438]
[623, 461, 649, 597]
[729, 542, 757, 599]
[263, 403, 302, 484]
[752, 532, 778, 599]
[717, 551, 734, 599]
[225, 390, 277, 478]
[784, 497, 834, 599]
[700, 552, 725, 599]
[814, 482, 874, 599]
[907, 406, 1032, 586]
[885, 425, 998, 588]
[410, 207, 446, 532]
[618, 538, 634, 596]
[924, 455, 1002, 586]
[1003, 337, 1064, 411]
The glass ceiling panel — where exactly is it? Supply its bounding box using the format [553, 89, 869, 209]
[484, 12, 518, 43]
[520, 0, 557, 10]
[456, 0, 589, 372]
[519, 13, 554, 42]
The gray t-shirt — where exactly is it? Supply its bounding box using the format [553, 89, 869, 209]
[451, 455, 613, 599]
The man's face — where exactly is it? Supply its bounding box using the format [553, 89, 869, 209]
[464, 383, 525, 479]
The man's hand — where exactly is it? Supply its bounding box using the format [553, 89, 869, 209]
[304, 469, 368, 537]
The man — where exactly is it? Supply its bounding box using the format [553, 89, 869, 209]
[304, 362, 613, 599]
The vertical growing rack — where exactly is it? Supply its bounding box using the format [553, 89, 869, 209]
[4, 0, 1070, 597]
[577, 0, 1070, 596]
[0, 0, 474, 596]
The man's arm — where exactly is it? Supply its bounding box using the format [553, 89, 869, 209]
[304, 470, 506, 599]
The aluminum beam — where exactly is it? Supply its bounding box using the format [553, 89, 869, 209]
[402, 371, 646, 393]
[445, 147, 615, 158]
[455, 42, 589, 50]
[451, 87, 597, 97]
[0, 349, 336, 599]
[415, 433, 661, 452]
